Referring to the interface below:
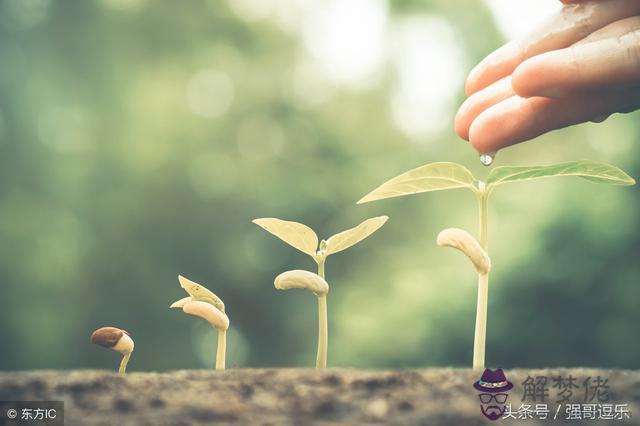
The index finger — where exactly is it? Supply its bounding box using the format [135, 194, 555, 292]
[465, 0, 640, 95]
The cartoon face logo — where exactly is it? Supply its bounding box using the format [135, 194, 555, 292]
[473, 368, 513, 421]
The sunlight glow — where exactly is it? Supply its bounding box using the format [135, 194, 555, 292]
[483, 0, 561, 39]
[390, 16, 465, 140]
[300, 0, 388, 88]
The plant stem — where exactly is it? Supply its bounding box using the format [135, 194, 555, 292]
[478, 182, 488, 251]
[317, 256, 325, 279]
[473, 273, 488, 371]
[316, 294, 328, 368]
[474, 181, 489, 371]
[216, 329, 226, 370]
[316, 258, 328, 368]
[118, 352, 131, 375]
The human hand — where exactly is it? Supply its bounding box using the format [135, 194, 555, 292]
[455, 0, 640, 155]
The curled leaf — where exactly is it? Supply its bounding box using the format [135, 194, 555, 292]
[486, 160, 635, 192]
[178, 275, 225, 313]
[325, 216, 388, 256]
[170, 296, 192, 309]
[358, 162, 477, 204]
[274, 270, 329, 295]
[437, 228, 491, 275]
[253, 218, 319, 257]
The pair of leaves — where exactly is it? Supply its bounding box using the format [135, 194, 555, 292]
[170, 275, 225, 313]
[357, 160, 635, 203]
[253, 216, 388, 260]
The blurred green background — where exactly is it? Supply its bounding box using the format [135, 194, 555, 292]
[0, 0, 638, 372]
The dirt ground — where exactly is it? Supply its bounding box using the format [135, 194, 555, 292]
[0, 368, 638, 425]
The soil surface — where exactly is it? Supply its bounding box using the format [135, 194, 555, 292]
[0, 368, 638, 425]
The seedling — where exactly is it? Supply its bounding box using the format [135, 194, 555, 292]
[90, 326, 134, 375]
[358, 160, 635, 370]
[253, 216, 388, 368]
[437, 228, 490, 370]
[170, 275, 229, 370]
[275, 269, 329, 366]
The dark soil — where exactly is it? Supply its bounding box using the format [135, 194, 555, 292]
[0, 368, 638, 425]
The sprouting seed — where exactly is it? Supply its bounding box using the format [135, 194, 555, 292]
[274, 269, 329, 367]
[253, 216, 388, 368]
[170, 275, 229, 370]
[90, 326, 134, 375]
[437, 228, 490, 369]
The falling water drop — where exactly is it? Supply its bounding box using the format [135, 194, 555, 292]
[479, 152, 495, 166]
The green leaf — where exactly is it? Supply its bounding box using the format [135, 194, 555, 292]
[325, 216, 388, 256]
[357, 162, 477, 204]
[486, 160, 636, 191]
[178, 275, 225, 313]
[252, 218, 319, 257]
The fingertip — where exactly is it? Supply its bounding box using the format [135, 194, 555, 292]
[465, 61, 492, 96]
[464, 81, 474, 97]
[467, 112, 499, 154]
[456, 77, 515, 142]
[454, 100, 472, 141]
[464, 71, 482, 96]
[465, 54, 496, 96]
[467, 96, 528, 153]
[465, 41, 521, 96]
[455, 120, 470, 141]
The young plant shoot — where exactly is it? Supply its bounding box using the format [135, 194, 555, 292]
[437, 228, 490, 370]
[358, 160, 635, 370]
[253, 216, 388, 368]
[90, 326, 134, 375]
[170, 275, 229, 370]
[274, 269, 329, 367]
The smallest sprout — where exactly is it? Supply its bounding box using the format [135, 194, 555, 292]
[90, 327, 134, 375]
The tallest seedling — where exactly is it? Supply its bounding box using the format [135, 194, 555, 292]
[253, 216, 388, 368]
[358, 160, 635, 370]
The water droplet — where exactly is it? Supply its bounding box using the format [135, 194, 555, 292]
[479, 152, 495, 166]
